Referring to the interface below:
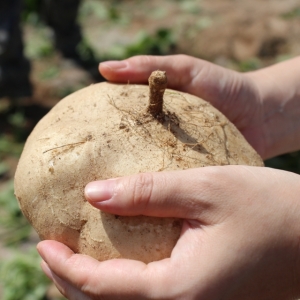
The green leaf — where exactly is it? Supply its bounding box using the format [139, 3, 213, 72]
[0, 248, 50, 300]
[0, 180, 31, 245]
[0, 162, 9, 176]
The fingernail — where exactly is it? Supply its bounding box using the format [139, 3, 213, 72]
[100, 60, 128, 70]
[85, 180, 116, 202]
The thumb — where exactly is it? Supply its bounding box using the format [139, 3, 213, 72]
[85, 168, 216, 220]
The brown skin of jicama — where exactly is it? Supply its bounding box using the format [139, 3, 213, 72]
[15, 69, 263, 265]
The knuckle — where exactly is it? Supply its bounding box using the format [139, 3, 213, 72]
[140, 54, 155, 64]
[129, 54, 153, 66]
[201, 166, 226, 186]
[148, 273, 186, 300]
[128, 173, 154, 210]
[176, 53, 189, 61]
[193, 167, 228, 202]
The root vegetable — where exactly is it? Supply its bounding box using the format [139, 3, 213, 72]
[14, 71, 263, 263]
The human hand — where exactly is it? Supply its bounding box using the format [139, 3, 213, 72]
[99, 55, 300, 159]
[37, 166, 300, 300]
[99, 55, 265, 158]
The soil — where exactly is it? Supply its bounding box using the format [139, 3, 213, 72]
[1, 0, 300, 299]
[22, 0, 300, 109]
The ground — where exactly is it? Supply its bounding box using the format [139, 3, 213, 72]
[23, 0, 300, 109]
[1, 0, 300, 299]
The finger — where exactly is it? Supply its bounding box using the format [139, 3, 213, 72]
[85, 167, 224, 220]
[37, 228, 243, 300]
[99, 54, 231, 93]
[37, 240, 150, 297]
[41, 261, 90, 300]
[99, 55, 254, 121]
[37, 240, 183, 299]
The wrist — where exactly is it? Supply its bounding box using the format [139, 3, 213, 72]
[245, 57, 300, 158]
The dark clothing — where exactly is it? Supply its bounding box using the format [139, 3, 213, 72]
[0, 0, 102, 98]
[0, 0, 31, 97]
[41, 0, 82, 57]
[0, 0, 25, 65]
[0, 0, 82, 62]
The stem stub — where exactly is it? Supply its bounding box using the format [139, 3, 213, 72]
[147, 70, 167, 117]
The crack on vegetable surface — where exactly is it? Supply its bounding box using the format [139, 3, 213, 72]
[43, 135, 93, 154]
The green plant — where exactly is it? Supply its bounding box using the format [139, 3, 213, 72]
[0, 248, 50, 300]
[40, 66, 60, 80]
[237, 58, 261, 72]
[8, 111, 26, 128]
[80, 1, 108, 20]
[179, 0, 202, 14]
[0, 135, 24, 159]
[22, 0, 42, 23]
[124, 28, 176, 57]
[25, 28, 55, 59]
[56, 84, 86, 99]
[0, 161, 9, 177]
[281, 7, 300, 19]
[265, 151, 300, 175]
[0, 180, 31, 245]
[107, 5, 120, 21]
[80, 0, 124, 22]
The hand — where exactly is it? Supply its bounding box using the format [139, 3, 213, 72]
[99, 55, 265, 158]
[37, 166, 300, 300]
[99, 55, 300, 159]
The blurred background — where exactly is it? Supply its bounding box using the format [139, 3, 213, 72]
[1, 0, 300, 299]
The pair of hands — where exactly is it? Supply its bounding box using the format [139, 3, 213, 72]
[37, 55, 300, 300]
